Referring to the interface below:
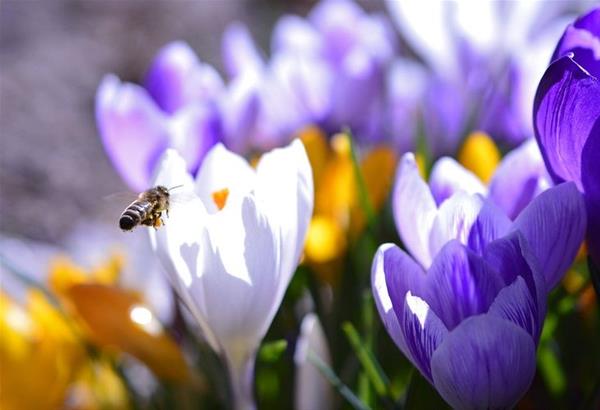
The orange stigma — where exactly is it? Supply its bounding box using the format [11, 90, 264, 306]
[211, 188, 230, 210]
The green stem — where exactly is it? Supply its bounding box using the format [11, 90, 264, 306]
[342, 322, 391, 398]
[308, 350, 371, 410]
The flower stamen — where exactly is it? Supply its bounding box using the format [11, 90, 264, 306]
[212, 188, 230, 211]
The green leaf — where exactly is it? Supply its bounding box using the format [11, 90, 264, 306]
[342, 322, 391, 398]
[258, 339, 288, 363]
[308, 350, 371, 410]
[537, 344, 566, 396]
[345, 128, 377, 232]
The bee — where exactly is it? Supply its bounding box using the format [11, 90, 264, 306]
[119, 185, 182, 231]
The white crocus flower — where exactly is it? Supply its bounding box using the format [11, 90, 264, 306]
[149, 139, 313, 410]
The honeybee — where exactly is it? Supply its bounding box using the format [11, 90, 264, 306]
[119, 185, 182, 231]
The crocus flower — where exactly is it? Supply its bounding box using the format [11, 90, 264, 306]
[386, 0, 579, 152]
[533, 7, 600, 261]
[49, 256, 190, 383]
[149, 139, 313, 409]
[294, 313, 333, 410]
[0, 234, 190, 386]
[96, 41, 222, 191]
[372, 232, 545, 409]
[0, 290, 85, 410]
[301, 127, 397, 282]
[393, 151, 585, 291]
[221, 0, 396, 149]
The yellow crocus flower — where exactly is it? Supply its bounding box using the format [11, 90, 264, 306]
[300, 126, 397, 283]
[458, 131, 501, 183]
[47, 256, 190, 384]
[0, 290, 85, 410]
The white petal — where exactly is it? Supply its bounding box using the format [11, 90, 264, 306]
[294, 313, 333, 410]
[429, 157, 487, 206]
[149, 151, 219, 350]
[254, 139, 314, 296]
[393, 153, 437, 268]
[272, 14, 322, 55]
[197, 196, 281, 347]
[194, 143, 256, 213]
[371, 244, 407, 353]
[453, 0, 499, 55]
[428, 192, 484, 258]
[386, 0, 457, 76]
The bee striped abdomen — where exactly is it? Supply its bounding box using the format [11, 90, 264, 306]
[119, 200, 154, 231]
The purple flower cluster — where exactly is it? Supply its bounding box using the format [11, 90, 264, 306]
[96, 0, 396, 191]
[93, 2, 599, 408]
[371, 7, 597, 408]
[385, 1, 581, 156]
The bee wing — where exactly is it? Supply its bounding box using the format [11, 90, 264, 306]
[170, 190, 199, 205]
[103, 191, 136, 203]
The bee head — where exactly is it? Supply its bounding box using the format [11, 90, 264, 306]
[156, 185, 170, 196]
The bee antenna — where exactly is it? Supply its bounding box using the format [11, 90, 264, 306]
[168, 184, 185, 192]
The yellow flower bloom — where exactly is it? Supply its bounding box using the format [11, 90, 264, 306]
[300, 127, 397, 282]
[458, 131, 501, 183]
[66, 360, 131, 410]
[48, 256, 190, 383]
[0, 291, 85, 410]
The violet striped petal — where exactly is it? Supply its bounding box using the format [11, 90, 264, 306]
[424, 241, 504, 331]
[431, 315, 536, 410]
[511, 182, 587, 291]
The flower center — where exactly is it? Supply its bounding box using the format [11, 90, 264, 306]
[211, 188, 230, 211]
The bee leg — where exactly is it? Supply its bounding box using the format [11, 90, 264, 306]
[153, 216, 163, 229]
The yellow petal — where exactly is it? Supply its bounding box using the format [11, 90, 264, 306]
[299, 125, 329, 190]
[49, 254, 123, 299]
[90, 252, 124, 285]
[0, 291, 85, 410]
[458, 131, 501, 184]
[360, 146, 398, 212]
[315, 136, 355, 226]
[304, 215, 347, 264]
[48, 256, 89, 297]
[66, 284, 189, 383]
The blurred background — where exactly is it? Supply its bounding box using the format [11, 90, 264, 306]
[0, 0, 380, 243]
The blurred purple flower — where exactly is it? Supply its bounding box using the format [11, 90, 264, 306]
[372, 233, 544, 409]
[393, 152, 585, 291]
[220, 0, 396, 150]
[386, 0, 579, 154]
[534, 7, 600, 261]
[96, 42, 221, 191]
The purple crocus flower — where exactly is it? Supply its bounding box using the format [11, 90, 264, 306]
[220, 0, 396, 149]
[96, 42, 221, 191]
[374, 181, 586, 408]
[533, 7, 600, 261]
[372, 233, 544, 409]
[393, 152, 585, 291]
